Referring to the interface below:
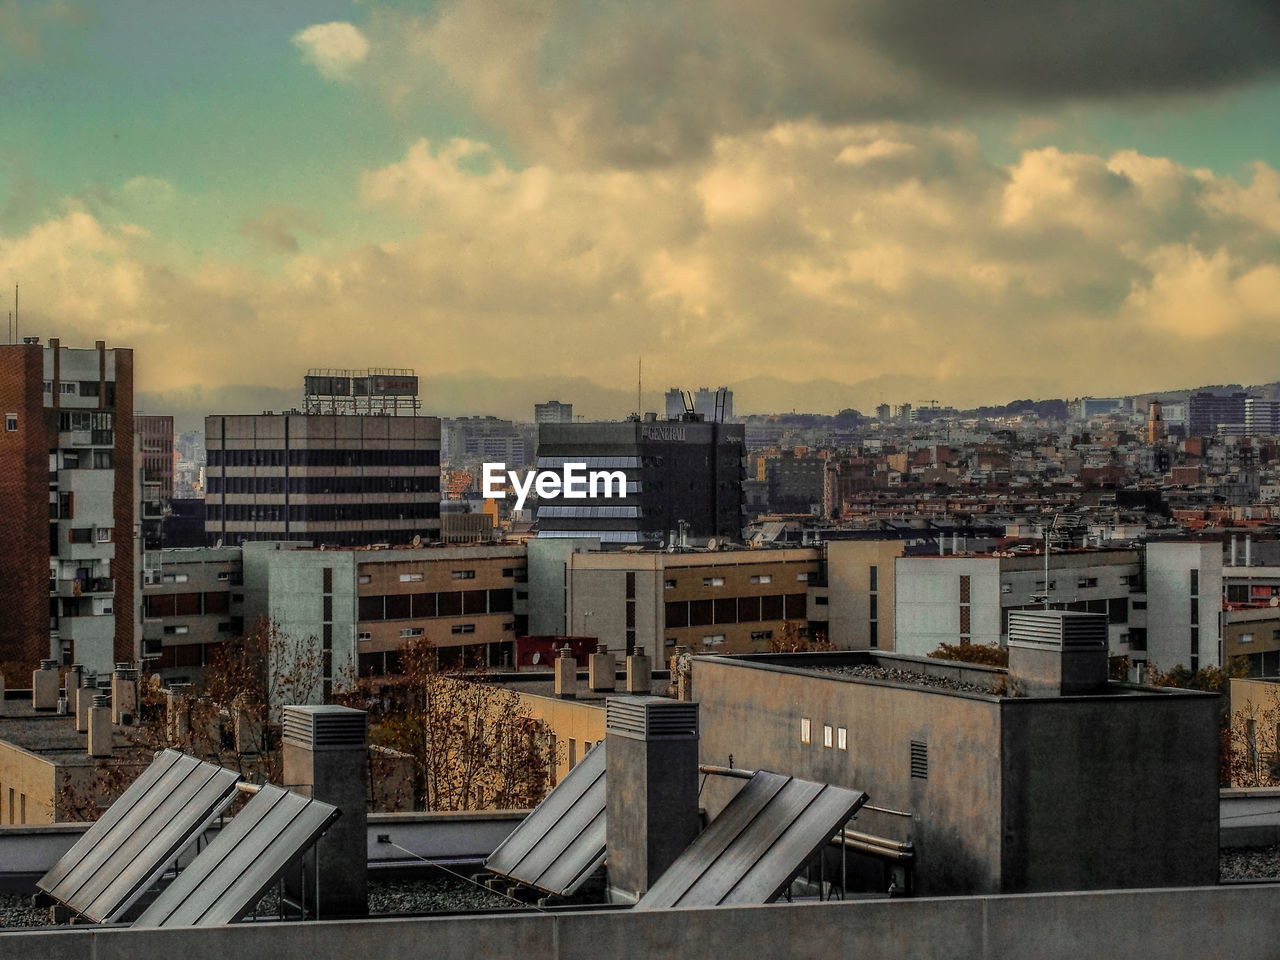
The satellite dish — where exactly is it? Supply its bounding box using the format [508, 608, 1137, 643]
[531, 652, 541, 664]
[214, 538, 223, 549]
[1271, 597, 1278, 608]
[412, 534, 422, 547]
[707, 538, 718, 551]
[667, 544, 677, 553]
[658, 540, 665, 549]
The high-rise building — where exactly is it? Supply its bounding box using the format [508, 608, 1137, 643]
[1147, 399, 1166, 444]
[534, 419, 745, 544]
[0, 337, 134, 675]
[1188, 391, 1252, 436]
[1244, 398, 1280, 437]
[534, 401, 573, 424]
[204, 413, 441, 547]
[136, 415, 174, 553]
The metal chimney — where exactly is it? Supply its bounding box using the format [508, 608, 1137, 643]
[282, 705, 368, 916]
[626, 646, 651, 694]
[87, 694, 113, 757]
[605, 696, 700, 902]
[75, 674, 96, 732]
[111, 664, 137, 725]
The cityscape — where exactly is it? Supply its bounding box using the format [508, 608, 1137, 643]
[4, 3, 1280, 958]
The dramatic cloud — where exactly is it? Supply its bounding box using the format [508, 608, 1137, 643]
[353, 0, 1280, 167]
[293, 21, 369, 80]
[11, 126, 1280, 415]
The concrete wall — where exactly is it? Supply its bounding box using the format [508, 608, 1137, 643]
[7, 885, 1280, 960]
[526, 538, 600, 636]
[509, 691, 605, 782]
[1146, 541, 1223, 671]
[894, 556, 1003, 655]
[999, 693, 1220, 892]
[692, 655, 1005, 895]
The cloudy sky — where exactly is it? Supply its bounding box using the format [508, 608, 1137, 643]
[3, 0, 1280, 421]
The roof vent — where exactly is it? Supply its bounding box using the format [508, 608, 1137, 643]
[282, 705, 368, 750]
[607, 697, 698, 740]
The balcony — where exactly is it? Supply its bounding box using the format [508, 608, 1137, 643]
[53, 577, 115, 598]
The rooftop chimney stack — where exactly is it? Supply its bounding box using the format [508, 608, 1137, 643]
[166, 683, 193, 741]
[1008, 610, 1109, 696]
[88, 694, 113, 757]
[605, 696, 700, 902]
[554, 645, 578, 698]
[111, 664, 137, 725]
[33, 660, 59, 711]
[75, 674, 96, 732]
[282, 705, 368, 917]
[589, 642, 616, 692]
[626, 646, 651, 694]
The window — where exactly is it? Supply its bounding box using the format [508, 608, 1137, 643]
[816, 595, 829, 605]
[837, 727, 847, 751]
[60, 382, 77, 394]
[800, 718, 812, 744]
[399, 627, 424, 638]
[357, 632, 371, 641]
[823, 725, 833, 748]
[502, 567, 516, 577]
[702, 577, 725, 587]
[1190, 569, 1199, 596]
[750, 574, 772, 584]
[452, 570, 475, 580]
[217, 571, 229, 581]
[750, 630, 773, 641]
[665, 579, 677, 590]
[1131, 600, 1147, 610]
[796, 572, 809, 582]
[1240, 633, 1255, 644]
[451, 624, 476, 634]
[359, 574, 371, 584]
[399, 573, 424, 582]
[869, 566, 878, 591]
[3, 413, 15, 432]
[1078, 577, 1098, 588]
[1001, 583, 1012, 594]
[95, 527, 112, 542]
[162, 625, 190, 635]
[79, 381, 99, 397]
[703, 634, 725, 646]
[1034, 580, 1056, 591]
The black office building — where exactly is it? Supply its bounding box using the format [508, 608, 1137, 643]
[534, 418, 745, 545]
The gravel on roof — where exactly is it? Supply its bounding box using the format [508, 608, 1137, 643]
[814, 663, 995, 696]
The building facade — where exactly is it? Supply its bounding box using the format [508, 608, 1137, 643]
[204, 413, 441, 548]
[534, 401, 573, 424]
[534, 419, 745, 544]
[0, 338, 134, 675]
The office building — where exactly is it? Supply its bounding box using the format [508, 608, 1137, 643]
[664, 386, 733, 422]
[534, 418, 745, 545]
[1244, 398, 1280, 437]
[534, 401, 573, 424]
[1188, 391, 1252, 436]
[0, 337, 134, 675]
[204, 413, 441, 548]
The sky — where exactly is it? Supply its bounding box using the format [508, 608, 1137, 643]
[3, 0, 1280, 422]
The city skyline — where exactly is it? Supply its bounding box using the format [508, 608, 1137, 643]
[3, 2, 1280, 419]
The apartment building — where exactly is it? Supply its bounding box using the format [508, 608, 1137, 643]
[204, 413, 441, 548]
[240, 543, 528, 696]
[0, 338, 134, 675]
[139, 546, 244, 681]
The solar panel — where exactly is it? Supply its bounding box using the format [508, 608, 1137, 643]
[37, 749, 241, 923]
[635, 771, 868, 910]
[484, 741, 607, 896]
[134, 783, 340, 927]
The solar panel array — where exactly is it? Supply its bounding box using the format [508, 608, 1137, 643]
[484, 741, 607, 896]
[134, 783, 340, 927]
[37, 749, 241, 923]
[635, 770, 868, 910]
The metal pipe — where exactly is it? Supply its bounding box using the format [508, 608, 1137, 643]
[832, 834, 914, 862]
[842, 828, 913, 854]
[861, 803, 913, 818]
[698, 765, 756, 780]
[236, 782, 262, 795]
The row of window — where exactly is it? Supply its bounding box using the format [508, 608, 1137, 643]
[535, 456, 640, 469]
[665, 593, 808, 628]
[799, 718, 849, 751]
[358, 588, 515, 621]
[143, 591, 232, 618]
[207, 475, 440, 495]
[206, 502, 441, 523]
[208, 448, 440, 467]
[537, 505, 641, 518]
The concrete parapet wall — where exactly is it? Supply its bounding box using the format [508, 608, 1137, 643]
[5, 885, 1280, 959]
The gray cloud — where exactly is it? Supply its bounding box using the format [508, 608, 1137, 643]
[362, 0, 1280, 168]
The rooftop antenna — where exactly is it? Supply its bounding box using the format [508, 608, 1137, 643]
[637, 356, 642, 417]
[13, 284, 17, 344]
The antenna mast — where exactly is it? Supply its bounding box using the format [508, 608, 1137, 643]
[637, 356, 642, 417]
